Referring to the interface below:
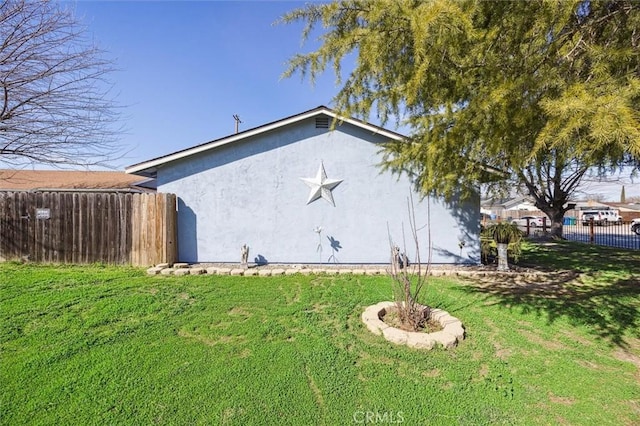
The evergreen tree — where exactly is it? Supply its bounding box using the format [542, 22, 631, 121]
[282, 0, 640, 237]
[621, 185, 626, 203]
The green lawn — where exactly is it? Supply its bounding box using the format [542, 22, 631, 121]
[1, 242, 639, 425]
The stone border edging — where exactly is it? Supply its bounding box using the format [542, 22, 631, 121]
[361, 302, 465, 349]
[147, 264, 388, 276]
[147, 263, 545, 279]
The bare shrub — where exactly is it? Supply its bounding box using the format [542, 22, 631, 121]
[387, 194, 432, 332]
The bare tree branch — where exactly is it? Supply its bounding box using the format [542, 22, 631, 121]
[0, 0, 123, 168]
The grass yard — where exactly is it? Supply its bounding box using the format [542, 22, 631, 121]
[1, 241, 639, 425]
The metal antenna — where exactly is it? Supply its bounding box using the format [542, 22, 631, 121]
[233, 114, 242, 134]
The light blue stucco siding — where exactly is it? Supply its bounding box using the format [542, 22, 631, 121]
[157, 116, 480, 264]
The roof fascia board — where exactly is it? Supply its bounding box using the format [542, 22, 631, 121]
[323, 110, 405, 141]
[126, 107, 404, 176]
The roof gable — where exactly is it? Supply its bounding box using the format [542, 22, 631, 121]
[126, 106, 405, 178]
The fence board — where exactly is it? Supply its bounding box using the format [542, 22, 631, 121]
[165, 194, 177, 265]
[130, 194, 141, 266]
[0, 191, 176, 266]
[122, 193, 132, 265]
[72, 193, 80, 264]
[17, 192, 26, 259]
[60, 193, 69, 263]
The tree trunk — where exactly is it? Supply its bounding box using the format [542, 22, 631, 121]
[532, 195, 568, 239]
[547, 209, 566, 239]
[520, 153, 585, 241]
[497, 243, 509, 271]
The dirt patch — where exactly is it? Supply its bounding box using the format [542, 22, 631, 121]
[441, 381, 454, 390]
[483, 318, 511, 359]
[381, 307, 443, 333]
[178, 329, 245, 346]
[613, 348, 640, 383]
[279, 282, 302, 305]
[478, 364, 489, 378]
[310, 303, 328, 313]
[355, 351, 395, 368]
[519, 329, 566, 351]
[559, 329, 594, 347]
[422, 368, 441, 378]
[484, 318, 500, 334]
[304, 364, 325, 410]
[576, 359, 602, 370]
[628, 400, 640, 416]
[221, 407, 245, 424]
[228, 307, 252, 317]
[613, 348, 640, 367]
[495, 348, 512, 360]
[177, 292, 196, 305]
[554, 415, 572, 426]
[548, 393, 576, 405]
[237, 348, 252, 358]
[621, 339, 640, 382]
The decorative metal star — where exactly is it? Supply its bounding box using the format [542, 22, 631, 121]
[300, 162, 343, 206]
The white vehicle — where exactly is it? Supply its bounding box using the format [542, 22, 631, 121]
[632, 218, 640, 236]
[511, 215, 544, 227]
[581, 209, 621, 226]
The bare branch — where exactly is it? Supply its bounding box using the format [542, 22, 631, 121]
[388, 192, 432, 332]
[0, 0, 123, 168]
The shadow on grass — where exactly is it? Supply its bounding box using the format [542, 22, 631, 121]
[461, 241, 640, 347]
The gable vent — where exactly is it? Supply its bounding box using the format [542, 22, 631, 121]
[315, 116, 329, 129]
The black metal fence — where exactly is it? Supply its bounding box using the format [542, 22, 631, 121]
[563, 220, 640, 250]
[516, 219, 640, 250]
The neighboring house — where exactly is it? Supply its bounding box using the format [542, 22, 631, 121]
[482, 195, 640, 224]
[481, 196, 544, 220]
[0, 169, 155, 192]
[503, 197, 539, 212]
[126, 106, 480, 264]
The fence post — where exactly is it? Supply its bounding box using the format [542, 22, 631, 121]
[589, 217, 595, 244]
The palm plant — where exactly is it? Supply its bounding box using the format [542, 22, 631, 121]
[482, 222, 523, 271]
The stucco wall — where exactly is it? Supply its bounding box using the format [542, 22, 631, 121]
[157, 116, 480, 264]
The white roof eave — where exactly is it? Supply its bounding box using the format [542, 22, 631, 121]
[125, 107, 405, 177]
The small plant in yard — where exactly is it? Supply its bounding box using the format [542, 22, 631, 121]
[482, 222, 523, 271]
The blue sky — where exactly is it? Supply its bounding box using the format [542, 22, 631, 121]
[72, 0, 637, 200]
[73, 0, 342, 168]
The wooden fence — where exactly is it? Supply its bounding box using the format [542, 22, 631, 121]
[0, 192, 176, 266]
